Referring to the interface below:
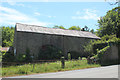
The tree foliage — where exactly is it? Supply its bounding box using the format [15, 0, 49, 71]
[83, 25, 90, 31]
[53, 25, 95, 34]
[2, 51, 15, 62]
[2, 26, 14, 47]
[96, 7, 120, 37]
[69, 26, 81, 31]
[38, 45, 62, 60]
[53, 25, 66, 29]
[90, 29, 95, 34]
[84, 34, 120, 57]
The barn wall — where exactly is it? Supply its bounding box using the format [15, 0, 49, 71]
[15, 31, 64, 58]
[15, 31, 92, 59]
[63, 36, 91, 57]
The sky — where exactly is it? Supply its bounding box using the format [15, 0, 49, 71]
[0, 1, 118, 30]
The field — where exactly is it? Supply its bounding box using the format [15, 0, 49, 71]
[2, 59, 100, 77]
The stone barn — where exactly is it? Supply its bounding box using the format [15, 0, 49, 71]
[14, 23, 100, 59]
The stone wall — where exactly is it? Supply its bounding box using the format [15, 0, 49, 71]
[110, 45, 118, 60]
[14, 31, 93, 59]
[101, 44, 119, 65]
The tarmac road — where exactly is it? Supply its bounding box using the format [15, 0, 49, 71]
[7, 65, 119, 78]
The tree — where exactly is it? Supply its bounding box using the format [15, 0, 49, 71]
[69, 26, 81, 31]
[90, 29, 95, 34]
[96, 7, 120, 38]
[84, 25, 90, 32]
[2, 26, 15, 47]
[53, 25, 65, 29]
[81, 26, 90, 32]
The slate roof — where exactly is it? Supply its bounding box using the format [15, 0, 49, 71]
[16, 23, 100, 39]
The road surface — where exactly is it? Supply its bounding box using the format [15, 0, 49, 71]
[7, 65, 119, 78]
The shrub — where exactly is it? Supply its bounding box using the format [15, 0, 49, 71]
[78, 57, 81, 60]
[83, 40, 93, 55]
[84, 35, 120, 55]
[38, 45, 62, 60]
[17, 69, 27, 74]
[84, 35, 120, 65]
[68, 53, 71, 60]
[97, 46, 110, 61]
[2, 51, 15, 62]
[15, 48, 32, 62]
[25, 48, 32, 62]
[15, 54, 26, 62]
[82, 57, 86, 60]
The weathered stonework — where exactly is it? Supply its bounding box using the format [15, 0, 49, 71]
[14, 23, 100, 59]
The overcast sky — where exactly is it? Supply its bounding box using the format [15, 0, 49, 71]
[0, 1, 117, 30]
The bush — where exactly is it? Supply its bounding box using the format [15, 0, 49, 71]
[84, 35, 120, 65]
[68, 53, 71, 60]
[82, 57, 86, 60]
[25, 48, 32, 62]
[78, 57, 81, 60]
[84, 35, 120, 55]
[1, 48, 32, 63]
[2, 51, 15, 62]
[97, 46, 110, 62]
[38, 45, 62, 60]
[83, 40, 93, 55]
[15, 54, 26, 62]
[15, 48, 32, 62]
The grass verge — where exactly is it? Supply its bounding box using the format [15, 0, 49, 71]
[2, 59, 101, 77]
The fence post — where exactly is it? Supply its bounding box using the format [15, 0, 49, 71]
[32, 60, 35, 72]
[61, 57, 65, 68]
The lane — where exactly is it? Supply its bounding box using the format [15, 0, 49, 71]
[8, 65, 118, 78]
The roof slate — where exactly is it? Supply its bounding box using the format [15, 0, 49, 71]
[16, 23, 100, 39]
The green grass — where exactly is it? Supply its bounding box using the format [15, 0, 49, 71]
[2, 59, 101, 77]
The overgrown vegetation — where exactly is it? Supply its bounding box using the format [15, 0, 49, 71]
[68, 53, 71, 60]
[83, 7, 120, 65]
[84, 35, 120, 65]
[2, 51, 15, 62]
[38, 45, 62, 60]
[53, 25, 95, 33]
[1, 48, 32, 63]
[96, 7, 120, 38]
[1, 26, 14, 47]
[68, 51, 83, 59]
[2, 59, 100, 77]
